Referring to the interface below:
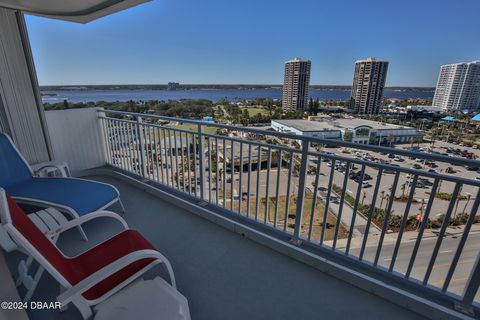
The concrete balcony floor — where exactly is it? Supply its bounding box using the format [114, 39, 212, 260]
[4, 173, 426, 320]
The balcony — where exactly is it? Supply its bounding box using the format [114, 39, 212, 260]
[3, 107, 479, 319]
[5, 173, 426, 320]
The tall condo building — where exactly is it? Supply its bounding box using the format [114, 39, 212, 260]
[350, 57, 389, 114]
[432, 61, 480, 111]
[282, 58, 311, 112]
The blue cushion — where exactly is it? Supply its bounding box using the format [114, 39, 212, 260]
[0, 134, 32, 188]
[7, 177, 119, 216]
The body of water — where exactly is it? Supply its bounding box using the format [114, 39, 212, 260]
[41, 88, 434, 104]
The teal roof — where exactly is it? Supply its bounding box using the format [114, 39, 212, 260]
[441, 116, 457, 121]
[471, 114, 480, 121]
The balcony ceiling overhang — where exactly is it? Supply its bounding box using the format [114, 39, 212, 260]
[0, 0, 150, 23]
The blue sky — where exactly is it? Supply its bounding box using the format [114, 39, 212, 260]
[26, 0, 480, 86]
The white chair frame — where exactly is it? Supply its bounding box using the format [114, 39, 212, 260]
[0, 189, 175, 320]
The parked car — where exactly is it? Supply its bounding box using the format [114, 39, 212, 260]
[318, 186, 328, 193]
[330, 196, 340, 204]
[466, 166, 479, 171]
[362, 181, 371, 188]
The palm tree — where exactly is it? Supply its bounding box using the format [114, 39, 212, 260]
[454, 197, 461, 218]
[384, 194, 390, 211]
[266, 100, 275, 117]
[388, 133, 396, 147]
[462, 194, 472, 214]
[379, 190, 386, 208]
[437, 179, 443, 195]
[400, 183, 407, 198]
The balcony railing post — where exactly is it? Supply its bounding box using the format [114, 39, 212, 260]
[197, 124, 206, 200]
[292, 141, 309, 244]
[456, 252, 480, 316]
[136, 116, 147, 177]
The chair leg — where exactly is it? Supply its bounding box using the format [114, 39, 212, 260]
[23, 265, 45, 303]
[16, 256, 34, 286]
[59, 286, 69, 312]
[72, 298, 93, 320]
[15, 257, 45, 303]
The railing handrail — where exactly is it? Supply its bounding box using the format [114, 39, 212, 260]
[99, 108, 480, 168]
[102, 114, 480, 187]
[98, 109, 480, 316]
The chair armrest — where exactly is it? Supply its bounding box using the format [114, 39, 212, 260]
[57, 249, 176, 305]
[31, 161, 70, 177]
[46, 211, 128, 237]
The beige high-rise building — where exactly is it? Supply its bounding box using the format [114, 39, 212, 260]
[282, 58, 311, 112]
[432, 61, 480, 111]
[350, 57, 388, 114]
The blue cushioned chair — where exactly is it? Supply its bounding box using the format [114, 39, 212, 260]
[0, 133, 124, 240]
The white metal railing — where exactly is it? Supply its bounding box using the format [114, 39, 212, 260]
[98, 109, 480, 316]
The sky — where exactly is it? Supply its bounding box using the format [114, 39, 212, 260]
[26, 0, 480, 87]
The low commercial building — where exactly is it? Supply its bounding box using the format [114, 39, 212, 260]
[271, 118, 423, 145]
[406, 105, 443, 113]
[271, 119, 342, 140]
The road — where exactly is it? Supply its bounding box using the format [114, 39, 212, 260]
[345, 230, 480, 300]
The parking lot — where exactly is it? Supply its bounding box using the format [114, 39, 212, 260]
[311, 141, 480, 221]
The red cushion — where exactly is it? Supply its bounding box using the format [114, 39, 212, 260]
[6, 195, 73, 279]
[6, 194, 157, 301]
[70, 230, 156, 300]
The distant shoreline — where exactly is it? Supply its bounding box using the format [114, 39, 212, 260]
[39, 84, 435, 92]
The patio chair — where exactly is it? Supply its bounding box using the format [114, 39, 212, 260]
[0, 189, 184, 320]
[0, 205, 125, 303]
[0, 133, 125, 240]
[0, 206, 69, 303]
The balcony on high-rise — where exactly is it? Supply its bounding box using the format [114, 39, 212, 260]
[1, 2, 480, 320]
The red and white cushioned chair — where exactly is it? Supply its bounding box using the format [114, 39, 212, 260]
[0, 188, 190, 320]
[0, 206, 70, 303]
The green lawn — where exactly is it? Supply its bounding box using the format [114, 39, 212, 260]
[173, 124, 217, 134]
[245, 107, 269, 117]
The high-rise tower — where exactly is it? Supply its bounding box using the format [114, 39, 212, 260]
[350, 57, 389, 114]
[282, 58, 311, 112]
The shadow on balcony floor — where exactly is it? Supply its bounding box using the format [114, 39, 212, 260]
[5, 174, 426, 320]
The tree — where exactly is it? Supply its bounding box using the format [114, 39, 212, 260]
[400, 182, 407, 198]
[307, 98, 319, 116]
[384, 194, 390, 211]
[388, 133, 396, 147]
[265, 100, 275, 117]
[307, 98, 315, 116]
[462, 194, 472, 214]
[379, 190, 386, 208]
[241, 109, 250, 125]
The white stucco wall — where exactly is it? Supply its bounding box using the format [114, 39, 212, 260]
[45, 108, 107, 172]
